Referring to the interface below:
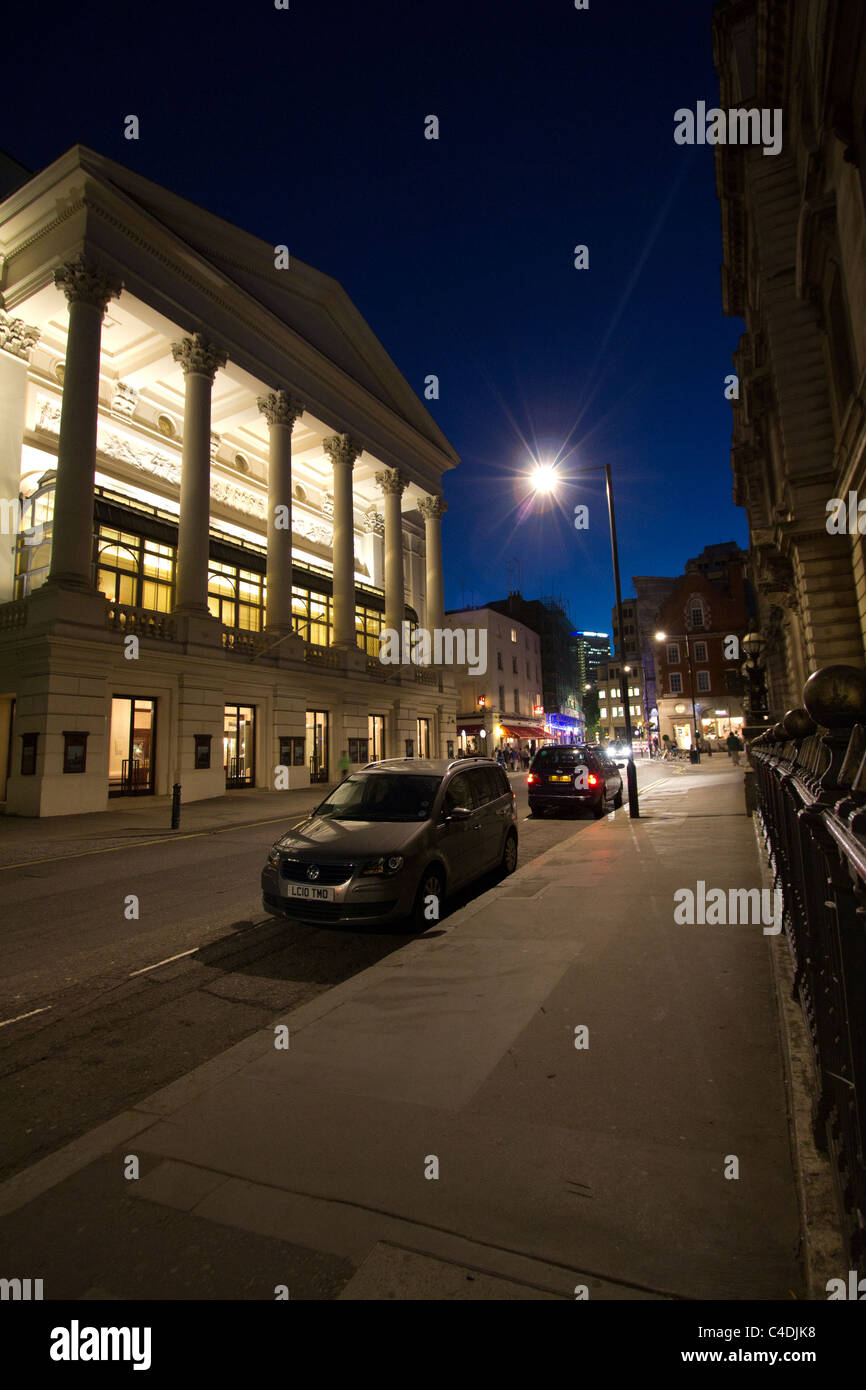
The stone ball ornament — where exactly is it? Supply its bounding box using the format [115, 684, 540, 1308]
[782, 708, 817, 740]
[803, 665, 866, 731]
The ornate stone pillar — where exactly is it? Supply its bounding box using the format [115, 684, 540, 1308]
[376, 468, 408, 637]
[171, 334, 227, 615]
[257, 389, 305, 631]
[323, 433, 362, 647]
[48, 257, 122, 589]
[419, 494, 447, 633]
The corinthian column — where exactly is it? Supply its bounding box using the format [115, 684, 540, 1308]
[48, 256, 122, 588]
[322, 433, 362, 647]
[419, 494, 447, 633]
[376, 468, 408, 637]
[258, 389, 305, 630]
[171, 334, 227, 615]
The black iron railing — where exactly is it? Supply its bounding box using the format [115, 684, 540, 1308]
[750, 665, 866, 1273]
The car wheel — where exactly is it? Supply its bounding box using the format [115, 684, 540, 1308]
[592, 796, 606, 819]
[499, 829, 518, 877]
[613, 789, 623, 809]
[409, 865, 445, 933]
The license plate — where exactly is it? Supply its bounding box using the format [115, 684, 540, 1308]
[550, 774, 571, 782]
[287, 884, 335, 902]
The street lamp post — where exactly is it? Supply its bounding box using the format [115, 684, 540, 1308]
[530, 460, 639, 816]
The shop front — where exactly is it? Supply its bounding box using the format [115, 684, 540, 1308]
[109, 696, 156, 796]
[224, 705, 255, 788]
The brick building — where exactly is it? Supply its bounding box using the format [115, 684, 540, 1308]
[654, 554, 752, 750]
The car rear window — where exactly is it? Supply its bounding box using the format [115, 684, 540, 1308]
[532, 746, 593, 769]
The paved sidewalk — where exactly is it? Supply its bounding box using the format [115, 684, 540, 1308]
[0, 761, 803, 1300]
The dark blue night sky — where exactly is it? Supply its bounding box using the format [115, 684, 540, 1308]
[4, 0, 746, 638]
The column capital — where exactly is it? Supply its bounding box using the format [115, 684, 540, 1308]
[0, 309, 40, 361]
[419, 494, 448, 521]
[376, 467, 409, 497]
[257, 388, 305, 430]
[54, 255, 122, 313]
[364, 508, 385, 536]
[171, 333, 227, 381]
[322, 433, 362, 467]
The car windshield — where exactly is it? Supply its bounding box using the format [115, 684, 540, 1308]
[315, 773, 442, 822]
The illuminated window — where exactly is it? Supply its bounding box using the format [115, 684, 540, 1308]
[355, 603, 382, 657]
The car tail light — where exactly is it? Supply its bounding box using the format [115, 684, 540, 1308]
[588, 773, 599, 786]
[526, 773, 536, 784]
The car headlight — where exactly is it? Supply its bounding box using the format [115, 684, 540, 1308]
[361, 854, 405, 877]
[267, 845, 281, 867]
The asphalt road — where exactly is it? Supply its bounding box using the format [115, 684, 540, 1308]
[0, 761, 669, 1181]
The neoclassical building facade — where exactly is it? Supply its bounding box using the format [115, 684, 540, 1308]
[714, 0, 866, 714]
[0, 146, 458, 815]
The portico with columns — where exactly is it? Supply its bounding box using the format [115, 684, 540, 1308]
[0, 146, 459, 816]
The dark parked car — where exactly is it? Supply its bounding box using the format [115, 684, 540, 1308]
[261, 756, 517, 932]
[526, 744, 623, 818]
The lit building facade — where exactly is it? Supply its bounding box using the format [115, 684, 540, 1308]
[0, 147, 459, 815]
[595, 660, 647, 746]
[653, 557, 751, 750]
[443, 606, 547, 755]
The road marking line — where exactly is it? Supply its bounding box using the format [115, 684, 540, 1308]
[129, 948, 198, 977]
[0, 1005, 52, 1028]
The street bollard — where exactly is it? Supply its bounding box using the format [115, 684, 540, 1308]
[171, 782, 181, 829]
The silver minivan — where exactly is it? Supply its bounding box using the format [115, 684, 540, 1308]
[261, 756, 518, 931]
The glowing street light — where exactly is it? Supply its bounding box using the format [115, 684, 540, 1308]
[531, 463, 558, 494]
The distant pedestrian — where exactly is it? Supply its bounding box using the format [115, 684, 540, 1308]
[337, 748, 351, 779]
[726, 731, 742, 766]
[510, 747, 519, 771]
[496, 748, 505, 767]
[521, 749, 530, 770]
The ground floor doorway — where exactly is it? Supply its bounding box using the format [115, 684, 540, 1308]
[109, 696, 156, 796]
[307, 709, 330, 783]
[225, 704, 255, 787]
[368, 713, 386, 762]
